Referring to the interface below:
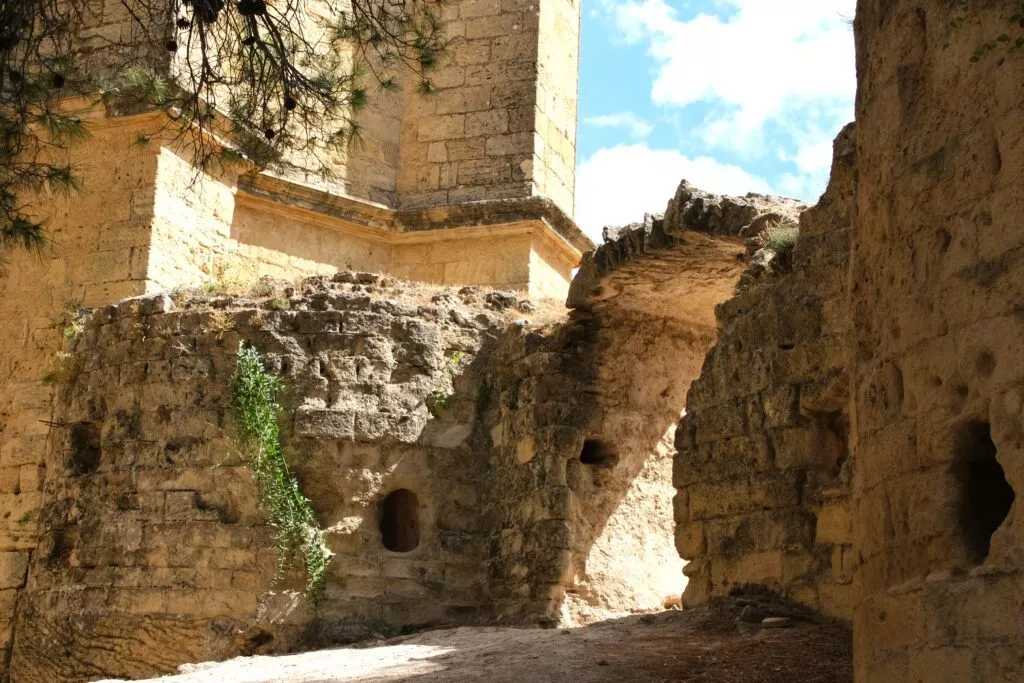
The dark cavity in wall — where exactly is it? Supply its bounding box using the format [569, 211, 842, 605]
[67, 422, 101, 476]
[380, 489, 420, 552]
[953, 421, 1015, 564]
[579, 439, 618, 467]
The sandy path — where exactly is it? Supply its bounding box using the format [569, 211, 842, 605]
[99, 605, 852, 683]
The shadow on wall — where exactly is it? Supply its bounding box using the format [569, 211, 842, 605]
[556, 308, 715, 623]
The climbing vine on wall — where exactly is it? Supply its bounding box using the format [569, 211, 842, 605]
[232, 344, 331, 600]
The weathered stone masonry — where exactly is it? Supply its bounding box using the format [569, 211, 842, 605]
[663, 3, 1024, 681]
[674, 124, 856, 619]
[850, 2, 1024, 681]
[0, 0, 588, 674]
[9, 274, 693, 680]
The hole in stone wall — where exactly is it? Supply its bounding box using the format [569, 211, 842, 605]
[68, 422, 101, 476]
[380, 489, 420, 552]
[953, 421, 1015, 565]
[579, 439, 617, 467]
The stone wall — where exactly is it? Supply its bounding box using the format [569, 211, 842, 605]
[9, 277, 515, 681]
[673, 124, 856, 619]
[850, 1, 1024, 680]
[6, 275, 686, 680]
[564, 183, 818, 624]
[0, 109, 165, 676]
[485, 306, 696, 626]
[395, 0, 579, 216]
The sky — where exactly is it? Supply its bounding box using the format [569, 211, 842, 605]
[573, 0, 856, 241]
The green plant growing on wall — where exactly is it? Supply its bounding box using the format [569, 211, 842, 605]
[428, 351, 464, 417]
[948, 2, 1024, 59]
[763, 223, 800, 276]
[60, 300, 87, 340]
[232, 344, 331, 600]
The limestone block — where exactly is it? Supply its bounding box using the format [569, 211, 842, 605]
[771, 427, 819, 470]
[417, 114, 466, 142]
[0, 553, 29, 589]
[294, 409, 356, 440]
[466, 110, 509, 138]
[434, 86, 491, 115]
[710, 551, 784, 588]
[816, 504, 853, 545]
[485, 133, 533, 157]
[454, 39, 492, 65]
[464, 13, 529, 40]
[460, 0, 502, 19]
[0, 469, 19, 495]
[466, 62, 507, 87]
[445, 138, 487, 161]
[704, 509, 815, 557]
[907, 646, 975, 683]
[674, 521, 704, 559]
[763, 385, 800, 428]
[688, 472, 801, 520]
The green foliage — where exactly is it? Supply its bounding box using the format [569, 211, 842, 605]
[764, 224, 800, 257]
[199, 276, 246, 296]
[948, 2, 1024, 59]
[99, 66, 172, 110]
[60, 300, 87, 340]
[764, 224, 800, 276]
[427, 351, 464, 417]
[232, 344, 331, 600]
[248, 276, 278, 299]
[0, 0, 91, 261]
[1, 0, 450, 258]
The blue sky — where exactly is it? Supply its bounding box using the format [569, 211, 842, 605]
[573, 0, 856, 240]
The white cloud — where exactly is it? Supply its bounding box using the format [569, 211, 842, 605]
[574, 144, 773, 242]
[605, 0, 855, 156]
[584, 112, 655, 139]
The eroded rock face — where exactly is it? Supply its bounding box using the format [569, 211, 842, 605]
[559, 181, 814, 624]
[673, 124, 856, 619]
[850, 3, 1024, 680]
[567, 182, 806, 330]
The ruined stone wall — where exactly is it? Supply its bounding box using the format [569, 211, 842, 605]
[850, 2, 1024, 680]
[674, 125, 856, 619]
[9, 278, 516, 681]
[483, 305, 692, 626]
[559, 310, 695, 623]
[6, 275, 681, 680]
[569, 180, 815, 626]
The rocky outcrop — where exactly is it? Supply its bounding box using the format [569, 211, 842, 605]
[559, 182, 811, 625]
[673, 124, 856, 619]
[567, 182, 806, 330]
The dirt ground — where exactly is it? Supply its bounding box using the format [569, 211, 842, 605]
[100, 595, 852, 683]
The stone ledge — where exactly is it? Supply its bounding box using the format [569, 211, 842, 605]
[238, 173, 594, 257]
[567, 181, 806, 315]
